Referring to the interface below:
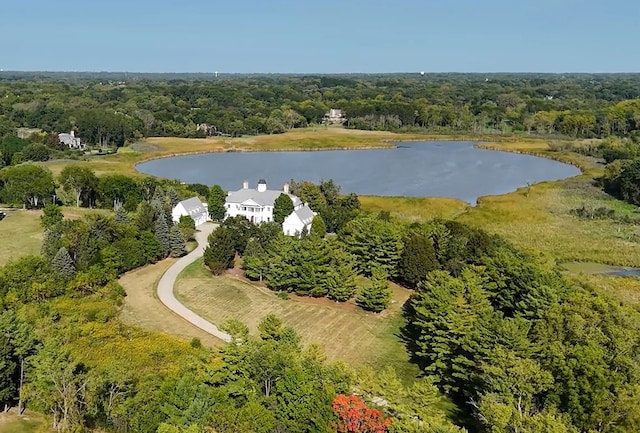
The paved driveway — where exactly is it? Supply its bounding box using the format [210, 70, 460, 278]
[157, 222, 232, 342]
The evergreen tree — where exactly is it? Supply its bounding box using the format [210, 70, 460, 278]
[154, 214, 171, 258]
[166, 187, 181, 208]
[41, 228, 62, 259]
[242, 238, 267, 281]
[339, 216, 404, 277]
[207, 184, 227, 221]
[169, 225, 187, 258]
[52, 246, 75, 280]
[203, 227, 235, 275]
[398, 232, 439, 288]
[135, 201, 156, 232]
[115, 206, 130, 224]
[310, 214, 327, 238]
[273, 193, 294, 224]
[356, 268, 392, 312]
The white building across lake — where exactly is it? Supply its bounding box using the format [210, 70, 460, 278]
[225, 179, 315, 236]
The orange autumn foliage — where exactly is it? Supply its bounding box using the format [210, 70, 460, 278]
[332, 394, 393, 433]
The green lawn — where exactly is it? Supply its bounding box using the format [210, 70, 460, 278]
[175, 259, 419, 379]
[0, 207, 112, 266]
[0, 210, 44, 265]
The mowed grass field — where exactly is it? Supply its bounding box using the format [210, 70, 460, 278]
[175, 258, 418, 377]
[0, 207, 110, 266]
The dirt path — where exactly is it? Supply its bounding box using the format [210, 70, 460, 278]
[156, 223, 231, 342]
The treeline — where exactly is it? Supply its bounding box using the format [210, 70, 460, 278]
[0, 162, 215, 210]
[1, 74, 640, 140]
[553, 138, 640, 206]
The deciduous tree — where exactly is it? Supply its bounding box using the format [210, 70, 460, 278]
[59, 166, 98, 208]
[332, 394, 392, 433]
[273, 193, 294, 224]
[207, 185, 226, 221]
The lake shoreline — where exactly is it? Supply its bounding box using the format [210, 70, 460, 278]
[136, 140, 581, 205]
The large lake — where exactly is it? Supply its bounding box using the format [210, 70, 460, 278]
[137, 141, 581, 204]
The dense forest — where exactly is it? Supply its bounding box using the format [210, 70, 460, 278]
[1, 73, 640, 143]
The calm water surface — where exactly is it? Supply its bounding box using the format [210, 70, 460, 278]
[137, 141, 581, 204]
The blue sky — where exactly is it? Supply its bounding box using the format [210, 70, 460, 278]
[1, 0, 638, 73]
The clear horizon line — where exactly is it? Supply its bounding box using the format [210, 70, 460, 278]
[1, 69, 639, 75]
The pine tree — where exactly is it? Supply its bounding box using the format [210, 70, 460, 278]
[398, 232, 439, 288]
[154, 214, 171, 258]
[41, 228, 62, 259]
[166, 187, 181, 208]
[242, 238, 267, 280]
[52, 246, 76, 280]
[356, 268, 392, 312]
[207, 184, 227, 221]
[169, 225, 187, 258]
[115, 206, 130, 224]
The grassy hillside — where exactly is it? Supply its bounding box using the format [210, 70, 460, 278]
[174, 258, 418, 379]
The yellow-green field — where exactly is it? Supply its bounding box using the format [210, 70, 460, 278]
[0, 207, 109, 266]
[360, 196, 469, 221]
[175, 259, 418, 377]
[0, 412, 51, 433]
[457, 177, 640, 267]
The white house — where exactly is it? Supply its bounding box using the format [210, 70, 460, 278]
[172, 197, 210, 226]
[58, 131, 85, 150]
[282, 205, 316, 236]
[225, 179, 315, 235]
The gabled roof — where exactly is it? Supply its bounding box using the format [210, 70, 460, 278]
[226, 188, 302, 207]
[176, 197, 207, 215]
[285, 205, 315, 225]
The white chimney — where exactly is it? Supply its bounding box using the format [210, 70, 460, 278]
[242, 180, 249, 189]
[283, 183, 290, 194]
[70, 130, 75, 138]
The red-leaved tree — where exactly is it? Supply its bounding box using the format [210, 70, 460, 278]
[332, 394, 392, 433]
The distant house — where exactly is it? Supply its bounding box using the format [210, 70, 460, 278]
[324, 108, 345, 124]
[172, 197, 210, 226]
[58, 131, 85, 150]
[282, 205, 315, 236]
[225, 179, 315, 236]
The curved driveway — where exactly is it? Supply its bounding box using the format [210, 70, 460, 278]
[157, 223, 232, 342]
